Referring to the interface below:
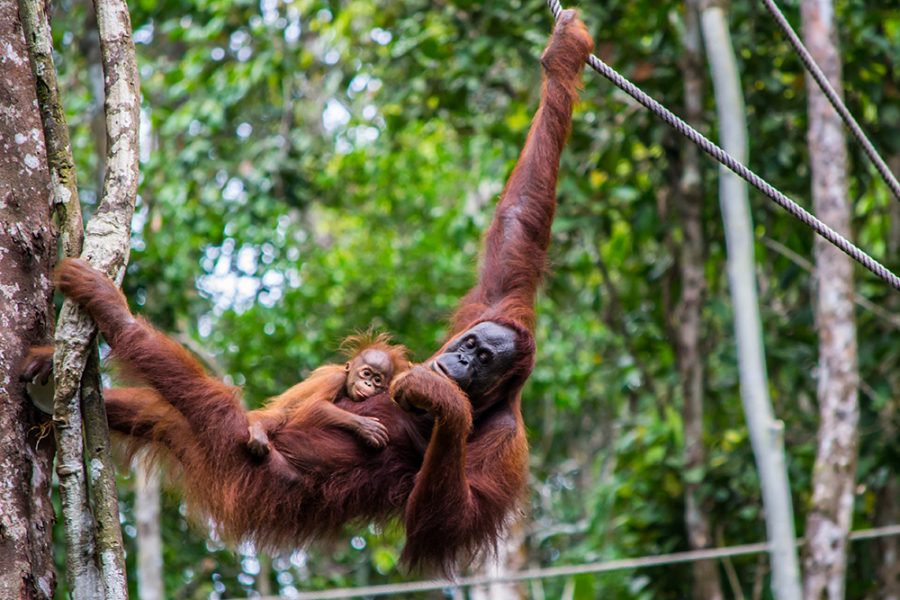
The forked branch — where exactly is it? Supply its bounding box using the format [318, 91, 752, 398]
[18, 0, 140, 597]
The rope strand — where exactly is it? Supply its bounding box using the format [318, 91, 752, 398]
[761, 0, 900, 202]
[546, 0, 900, 291]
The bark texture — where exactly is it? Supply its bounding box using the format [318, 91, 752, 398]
[800, 2, 859, 599]
[66, 0, 142, 594]
[677, 3, 722, 599]
[19, 0, 139, 595]
[17, 0, 103, 596]
[45, 0, 141, 596]
[0, 2, 57, 597]
[698, 2, 802, 599]
[17, 0, 83, 257]
[82, 350, 128, 600]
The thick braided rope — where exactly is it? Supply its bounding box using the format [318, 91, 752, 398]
[761, 0, 900, 203]
[546, 0, 900, 291]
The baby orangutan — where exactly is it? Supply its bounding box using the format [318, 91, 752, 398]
[245, 334, 408, 457]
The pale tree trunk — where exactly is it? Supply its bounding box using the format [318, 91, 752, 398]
[697, 2, 802, 599]
[18, 0, 140, 596]
[19, 0, 138, 596]
[257, 554, 273, 597]
[82, 2, 141, 595]
[136, 464, 164, 600]
[676, 3, 723, 599]
[470, 518, 526, 600]
[0, 3, 57, 597]
[800, 2, 859, 599]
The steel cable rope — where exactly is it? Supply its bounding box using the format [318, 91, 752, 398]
[547, 0, 900, 291]
[760, 0, 900, 202]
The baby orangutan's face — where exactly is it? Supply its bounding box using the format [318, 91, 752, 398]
[344, 349, 393, 401]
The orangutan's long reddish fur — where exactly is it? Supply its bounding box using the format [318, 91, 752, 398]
[53, 12, 592, 574]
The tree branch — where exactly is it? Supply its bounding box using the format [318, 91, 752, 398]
[17, 0, 83, 257]
[19, 0, 140, 597]
[81, 0, 141, 597]
[17, 1, 100, 597]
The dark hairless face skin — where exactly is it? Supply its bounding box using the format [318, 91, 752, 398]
[430, 321, 517, 396]
[345, 349, 393, 401]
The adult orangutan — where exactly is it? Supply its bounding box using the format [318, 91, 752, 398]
[26, 11, 593, 573]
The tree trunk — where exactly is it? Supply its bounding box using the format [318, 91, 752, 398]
[0, 2, 57, 597]
[470, 518, 526, 600]
[697, 2, 802, 599]
[676, 3, 723, 600]
[35, 0, 141, 594]
[799, 2, 859, 599]
[136, 463, 164, 600]
[19, 0, 101, 594]
[881, 157, 900, 600]
[18, 0, 132, 595]
[875, 477, 900, 600]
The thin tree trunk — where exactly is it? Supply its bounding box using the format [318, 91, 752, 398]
[72, 0, 142, 594]
[257, 553, 273, 597]
[890, 157, 900, 258]
[470, 518, 527, 600]
[676, 3, 723, 599]
[697, 2, 802, 599]
[136, 463, 164, 600]
[82, 4, 142, 596]
[18, 0, 137, 596]
[20, 0, 139, 595]
[799, 2, 859, 599]
[0, 3, 57, 597]
[83, 349, 129, 600]
[18, 0, 100, 596]
[875, 477, 900, 600]
[880, 156, 900, 600]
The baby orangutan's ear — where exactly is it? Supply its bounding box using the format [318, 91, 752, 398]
[344, 362, 351, 372]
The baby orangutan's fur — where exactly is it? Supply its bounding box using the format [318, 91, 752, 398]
[246, 334, 409, 456]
